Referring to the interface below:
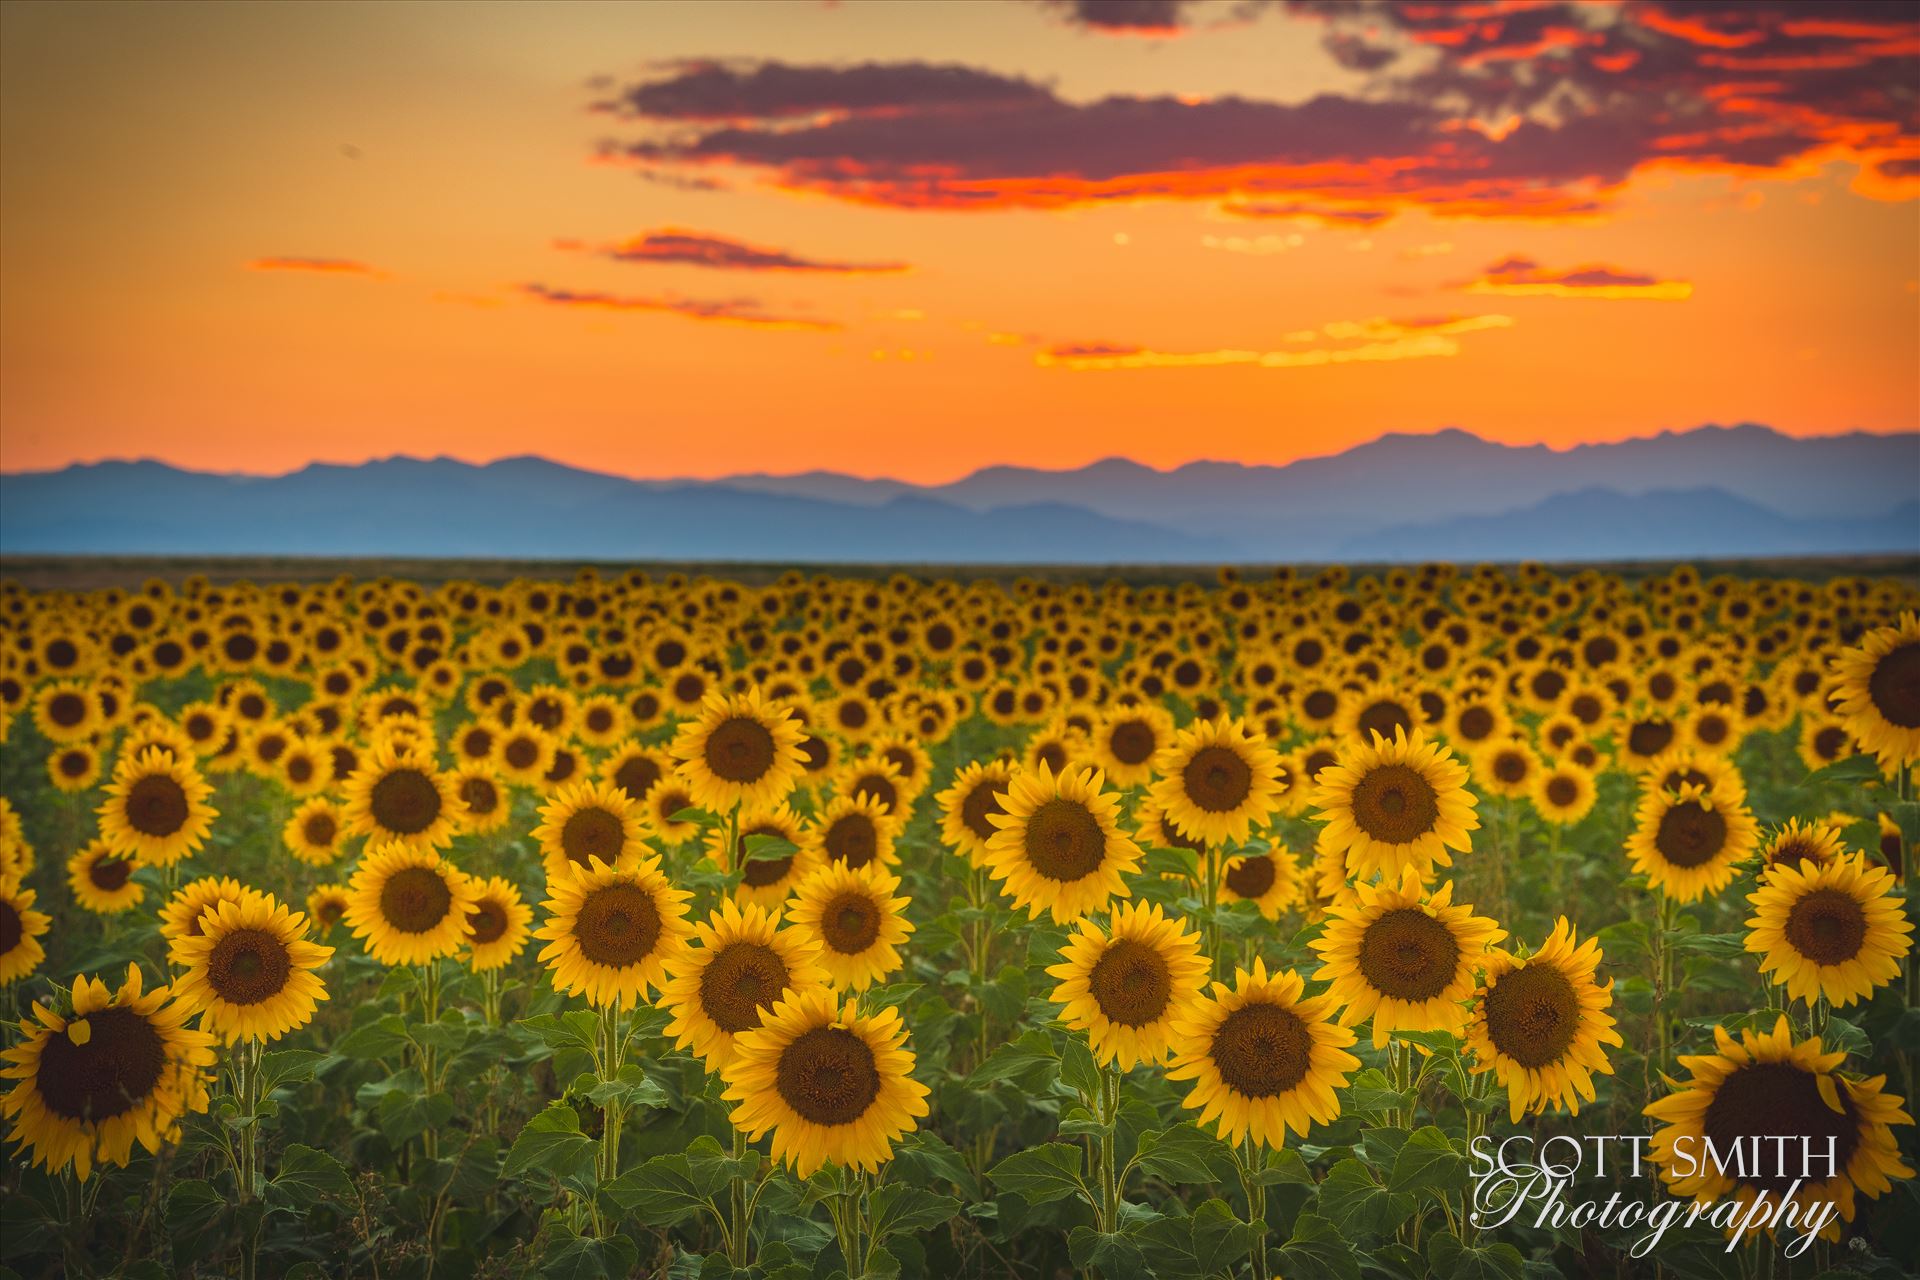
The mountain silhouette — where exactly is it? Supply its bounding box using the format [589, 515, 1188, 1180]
[2, 425, 1913, 562]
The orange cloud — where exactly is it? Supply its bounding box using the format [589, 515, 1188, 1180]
[246, 257, 385, 278]
[517, 283, 839, 330]
[1461, 256, 1694, 299]
[569, 228, 909, 274]
[1034, 314, 1513, 370]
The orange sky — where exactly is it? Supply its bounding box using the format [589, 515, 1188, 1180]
[1, 0, 1915, 484]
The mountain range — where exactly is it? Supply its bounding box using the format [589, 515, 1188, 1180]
[2, 425, 1914, 563]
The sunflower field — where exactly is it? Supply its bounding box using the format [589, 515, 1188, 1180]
[1, 562, 1917, 1280]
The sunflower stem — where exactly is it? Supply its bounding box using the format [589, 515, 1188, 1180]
[728, 1124, 751, 1266]
[1238, 1138, 1268, 1280]
[420, 960, 441, 1163]
[1097, 1059, 1122, 1232]
[1203, 844, 1222, 980]
[599, 1001, 625, 1192]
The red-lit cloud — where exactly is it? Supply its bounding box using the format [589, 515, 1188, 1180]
[568, 228, 907, 274]
[1460, 256, 1694, 299]
[246, 257, 385, 278]
[517, 283, 839, 330]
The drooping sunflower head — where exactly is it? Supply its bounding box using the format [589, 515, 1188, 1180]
[1829, 611, 1920, 769]
[1464, 918, 1622, 1122]
[804, 791, 902, 873]
[1645, 1015, 1915, 1233]
[97, 746, 217, 868]
[0, 873, 52, 984]
[1310, 866, 1506, 1049]
[662, 898, 829, 1070]
[343, 843, 478, 967]
[169, 890, 333, 1044]
[670, 688, 808, 813]
[706, 804, 819, 910]
[1046, 900, 1210, 1070]
[984, 762, 1142, 923]
[645, 779, 702, 848]
[934, 758, 1018, 868]
[67, 839, 144, 914]
[1626, 782, 1758, 903]
[719, 985, 931, 1178]
[535, 854, 693, 1009]
[342, 741, 456, 850]
[1755, 818, 1845, 882]
[1745, 852, 1913, 1008]
[0, 963, 216, 1180]
[464, 875, 533, 972]
[1167, 958, 1359, 1149]
[531, 779, 648, 882]
[1148, 717, 1284, 849]
[784, 861, 915, 992]
[306, 884, 351, 935]
[1311, 727, 1478, 884]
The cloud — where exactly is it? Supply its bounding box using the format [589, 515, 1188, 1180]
[1034, 313, 1512, 369]
[570, 228, 907, 274]
[1460, 255, 1694, 299]
[517, 283, 840, 330]
[246, 257, 385, 278]
[1029, 0, 1277, 37]
[594, 59, 1049, 121]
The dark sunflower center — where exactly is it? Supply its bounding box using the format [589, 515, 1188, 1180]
[206, 928, 293, 1005]
[561, 807, 625, 866]
[1482, 961, 1580, 1068]
[302, 813, 337, 846]
[1088, 937, 1173, 1027]
[1812, 726, 1849, 760]
[1702, 1062, 1861, 1198]
[59, 750, 91, 778]
[468, 901, 508, 945]
[459, 776, 499, 815]
[1034, 742, 1068, 775]
[1210, 1001, 1311, 1098]
[1868, 642, 1920, 728]
[706, 717, 777, 782]
[820, 891, 881, 954]
[1183, 746, 1252, 812]
[699, 941, 790, 1032]
[1765, 837, 1823, 870]
[1627, 720, 1675, 757]
[738, 825, 794, 886]
[0, 899, 23, 954]
[798, 736, 830, 771]
[1302, 690, 1338, 720]
[824, 813, 878, 868]
[598, 758, 655, 805]
[959, 779, 1007, 841]
[370, 768, 441, 835]
[1654, 803, 1728, 868]
[1349, 764, 1439, 845]
[316, 900, 345, 926]
[1783, 888, 1868, 966]
[125, 774, 189, 837]
[48, 692, 87, 726]
[504, 738, 540, 769]
[775, 1026, 880, 1125]
[1108, 721, 1157, 765]
[36, 1006, 167, 1121]
[853, 774, 898, 812]
[1357, 700, 1414, 744]
[575, 883, 663, 966]
[1357, 908, 1460, 1001]
[673, 673, 707, 704]
[1024, 798, 1106, 881]
[1224, 854, 1277, 899]
[1493, 752, 1528, 784]
[1545, 777, 1579, 807]
[90, 855, 134, 891]
[379, 866, 453, 934]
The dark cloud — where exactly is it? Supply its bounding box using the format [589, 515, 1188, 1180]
[577, 229, 907, 274]
[1460, 255, 1693, 298]
[517, 283, 840, 330]
[595, 59, 1049, 121]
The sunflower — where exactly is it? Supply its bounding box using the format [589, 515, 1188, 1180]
[283, 797, 347, 867]
[1529, 761, 1597, 827]
[1796, 712, 1858, 774]
[277, 738, 329, 797]
[1148, 717, 1284, 848]
[1625, 782, 1758, 903]
[532, 779, 649, 882]
[720, 986, 930, 1177]
[97, 746, 217, 867]
[1755, 817, 1845, 881]
[0, 874, 52, 984]
[342, 741, 457, 851]
[934, 759, 1017, 869]
[1645, 1016, 1914, 1237]
[32, 678, 101, 744]
[1640, 746, 1747, 807]
[1133, 796, 1211, 861]
[869, 735, 935, 803]
[1221, 848, 1303, 922]
[1311, 867, 1505, 1048]
[804, 791, 902, 873]
[169, 892, 333, 1043]
[306, 884, 350, 935]
[1829, 612, 1920, 768]
[599, 739, 672, 806]
[158, 876, 249, 945]
[784, 862, 915, 992]
[1166, 959, 1359, 1148]
[344, 843, 478, 967]
[1474, 739, 1539, 800]
[67, 840, 143, 914]
[1312, 728, 1478, 884]
[645, 781, 702, 848]
[662, 899, 830, 1070]
[671, 689, 808, 814]
[1464, 918, 1621, 1122]
[494, 724, 558, 786]
[0, 963, 215, 1180]
[983, 762, 1141, 923]
[1744, 853, 1912, 1008]
[707, 804, 819, 910]
[1047, 901, 1208, 1070]
[47, 741, 102, 793]
[536, 854, 693, 1009]
[464, 875, 533, 972]
[835, 757, 910, 817]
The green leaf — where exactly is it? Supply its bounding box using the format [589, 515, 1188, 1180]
[271, 1144, 356, 1202]
[1389, 1125, 1466, 1199]
[1276, 1211, 1362, 1280]
[1132, 1124, 1234, 1185]
[1142, 846, 1199, 879]
[537, 1225, 640, 1280]
[601, 1156, 712, 1228]
[374, 1081, 455, 1146]
[1343, 1067, 1414, 1119]
[520, 1009, 603, 1056]
[1251, 1145, 1316, 1187]
[741, 833, 800, 862]
[863, 982, 924, 1014]
[1668, 931, 1750, 958]
[1801, 754, 1886, 786]
[165, 1179, 227, 1256]
[256, 1049, 329, 1094]
[585, 1062, 670, 1111]
[1136, 1198, 1259, 1277]
[1426, 1230, 1526, 1280]
[869, 1185, 961, 1239]
[966, 1029, 1057, 1087]
[684, 1134, 756, 1199]
[333, 1014, 409, 1060]
[1057, 1035, 1101, 1102]
[1068, 1227, 1149, 1280]
[889, 1130, 979, 1199]
[1314, 1158, 1414, 1239]
[504, 1102, 597, 1181]
[988, 1143, 1087, 1207]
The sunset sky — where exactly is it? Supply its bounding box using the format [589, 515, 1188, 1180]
[2, 0, 1915, 484]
